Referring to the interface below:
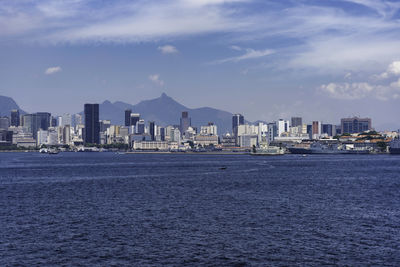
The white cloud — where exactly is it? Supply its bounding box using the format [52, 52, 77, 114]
[230, 45, 242, 51]
[212, 48, 274, 64]
[148, 74, 164, 86]
[375, 61, 400, 79]
[44, 66, 62, 75]
[319, 61, 400, 100]
[158, 45, 178, 54]
[319, 82, 374, 100]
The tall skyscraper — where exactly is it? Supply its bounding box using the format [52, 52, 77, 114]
[341, 117, 372, 134]
[130, 113, 140, 128]
[125, 109, 132, 126]
[232, 113, 244, 145]
[10, 109, 20, 127]
[35, 112, 51, 131]
[22, 112, 51, 139]
[84, 104, 100, 144]
[291, 117, 302, 127]
[180, 111, 191, 134]
[149, 121, 155, 141]
[312, 121, 322, 139]
[322, 124, 334, 137]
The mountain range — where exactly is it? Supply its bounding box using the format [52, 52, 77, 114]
[0, 93, 235, 134]
[95, 93, 234, 134]
[0, 95, 25, 116]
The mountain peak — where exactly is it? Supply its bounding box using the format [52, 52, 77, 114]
[161, 92, 168, 98]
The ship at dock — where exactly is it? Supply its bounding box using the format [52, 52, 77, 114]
[288, 142, 370, 154]
[251, 141, 285, 156]
[389, 138, 400, 154]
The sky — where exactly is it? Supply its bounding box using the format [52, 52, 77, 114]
[1, 0, 400, 130]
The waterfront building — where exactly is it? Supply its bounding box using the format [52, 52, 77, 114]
[84, 103, 100, 144]
[341, 117, 372, 134]
[194, 135, 218, 146]
[133, 141, 169, 150]
[239, 134, 258, 148]
[200, 122, 218, 136]
[291, 117, 302, 128]
[180, 111, 191, 135]
[125, 109, 132, 126]
[10, 110, 20, 127]
[220, 134, 236, 148]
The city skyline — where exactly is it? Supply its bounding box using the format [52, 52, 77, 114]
[1, 0, 400, 130]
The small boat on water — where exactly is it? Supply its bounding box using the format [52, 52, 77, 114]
[47, 148, 59, 154]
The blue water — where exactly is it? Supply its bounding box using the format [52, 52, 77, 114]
[1, 152, 399, 266]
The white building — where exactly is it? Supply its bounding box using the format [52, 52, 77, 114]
[277, 119, 290, 137]
[200, 123, 218, 136]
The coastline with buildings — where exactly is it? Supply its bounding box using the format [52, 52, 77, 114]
[0, 103, 398, 155]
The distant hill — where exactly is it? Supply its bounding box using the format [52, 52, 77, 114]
[95, 93, 234, 134]
[0, 95, 25, 116]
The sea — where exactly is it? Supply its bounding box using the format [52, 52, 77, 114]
[1, 152, 399, 266]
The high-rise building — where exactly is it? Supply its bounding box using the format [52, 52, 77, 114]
[149, 121, 155, 141]
[232, 114, 244, 134]
[0, 117, 10, 130]
[35, 112, 51, 131]
[341, 117, 372, 134]
[62, 113, 72, 126]
[277, 119, 290, 136]
[291, 117, 302, 127]
[136, 119, 145, 134]
[130, 113, 140, 128]
[312, 121, 322, 139]
[180, 111, 191, 134]
[84, 104, 100, 144]
[22, 112, 51, 139]
[232, 113, 244, 145]
[11, 110, 20, 127]
[73, 113, 82, 127]
[160, 127, 165, 141]
[125, 109, 132, 126]
[322, 124, 334, 137]
[99, 120, 111, 132]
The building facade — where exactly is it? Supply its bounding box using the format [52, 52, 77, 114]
[84, 103, 100, 144]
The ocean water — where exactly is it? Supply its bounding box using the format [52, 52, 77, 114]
[0, 152, 399, 266]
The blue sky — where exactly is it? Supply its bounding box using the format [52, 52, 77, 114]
[1, 0, 400, 129]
